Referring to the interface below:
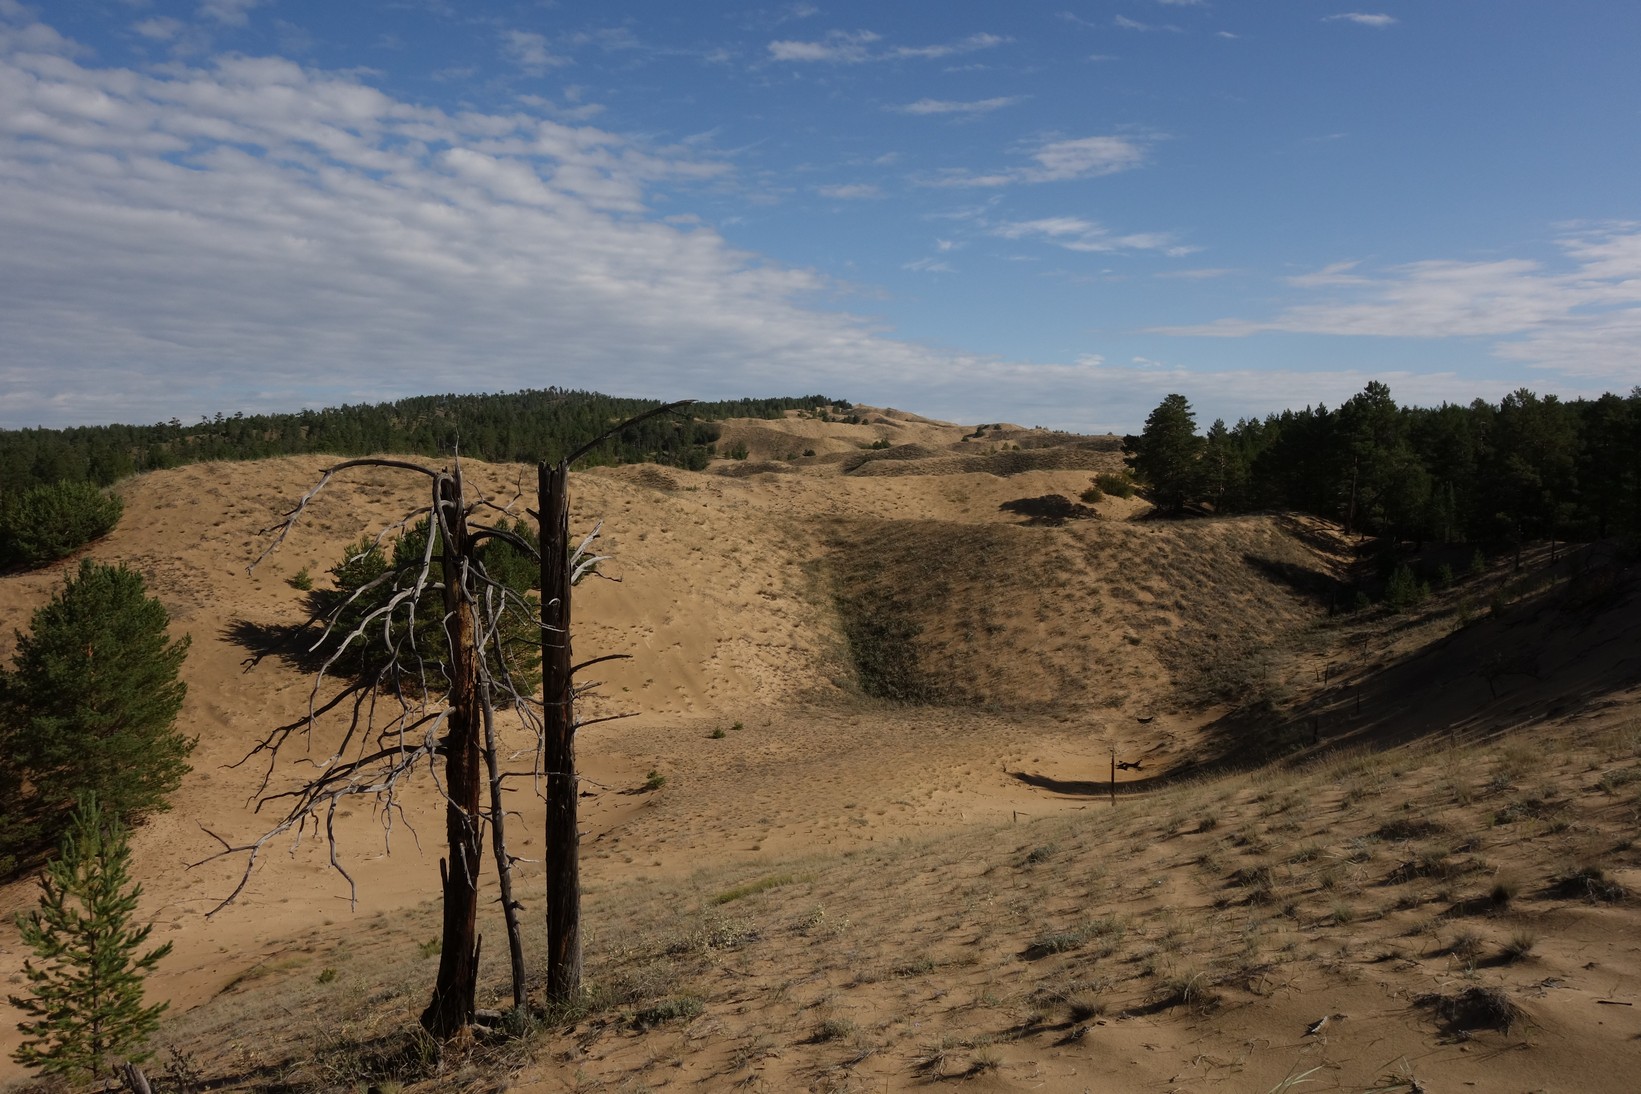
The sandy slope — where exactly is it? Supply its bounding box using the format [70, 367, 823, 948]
[2, 410, 1638, 1093]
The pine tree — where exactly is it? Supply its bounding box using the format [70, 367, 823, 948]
[1, 560, 192, 856]
[9, 795, 172, 1082]
[1123, 394, 1205, 515]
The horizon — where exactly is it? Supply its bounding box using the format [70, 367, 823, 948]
[3, 2, 1638, 433]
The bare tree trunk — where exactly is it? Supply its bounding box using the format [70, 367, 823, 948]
[420, 470, 485, 1039]
[481, 686, 527, 1010]
[118, 1062, 153, 1094]
[540, 460, 582, 1004]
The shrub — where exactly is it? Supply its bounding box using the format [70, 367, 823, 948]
[0, 481, 124, 568]
[314, 519, 540, 699]
[1093, 471, 1137, 498]
[1384, 565, 1429, 612]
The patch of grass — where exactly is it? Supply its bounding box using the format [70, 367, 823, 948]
[1024, 929, 1087, 959]
[1154, 967, 1220, 1012]
[713, 873, 801, 905]
[1499, 929, 1538, 963]
[1416, 986, 1524, 1034]
[708, 727, 726, 739]
[416, 937, 441, 958]
[1232, 863, 1278, 904]
[632, 995, 704, 1029]
[811, 1016, 856, 1043]
[316, 967, 338, 984]
[643, 769, 667, 791]
[1553, 863, 1628, 902]
[1023, 843, 1057, 865]
[1375, 818, 1447, 842]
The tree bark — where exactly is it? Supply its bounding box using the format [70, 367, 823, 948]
[540, 460, 582, 1003]
[481, 686, 527, 1010]
[420, 470, 485, 1039]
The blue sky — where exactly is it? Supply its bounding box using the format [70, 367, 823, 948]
[3, 1, 1639, 431]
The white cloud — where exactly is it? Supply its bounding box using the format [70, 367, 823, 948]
[892, 95, 1023, 116]
[0, 12, 1002, 427]
[992, 216, 1194, 255]
[502, 30, 566, 75]
[1028, 135, 1149, 181]
[817, 183, 882, 199]
[1114, 15, 1180, 32]
[904, 257, 954, 273]
[198, 0, 263, 27]
[132, 17, 183, 41]
[1155, 227, 1641, 382]
[768, 30, 880, 62]
[1324, 13, 1398, 28]
[922, 134, 1150, 189]
[768, 30, 1004, 64]
[1156, 267, 1236, 280]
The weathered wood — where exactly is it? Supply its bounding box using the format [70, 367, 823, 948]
[419, 469, 485, 1039]
[481, 685, 527, 1009]
[118, 1062, 153, 1094]
[540, 459, 582, 1003]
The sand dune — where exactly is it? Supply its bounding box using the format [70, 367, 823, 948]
[2, 410, 1638, 1093]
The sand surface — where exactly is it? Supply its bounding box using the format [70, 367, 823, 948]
[2, 410, 1638, 1092]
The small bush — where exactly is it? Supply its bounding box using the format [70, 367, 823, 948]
[708, 727, 726, 739]
[1385, 565, 1430, 613]
[1499, 930, 1537, 963]
[1553, 864, 1628, 902]
[643, 769, 667, 791]
[1094, 471, 1137, 498]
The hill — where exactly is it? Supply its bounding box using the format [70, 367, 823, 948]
[2, 409, 1638, 1093]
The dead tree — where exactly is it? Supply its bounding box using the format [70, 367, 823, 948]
[538, 399, 692, 1005]
[197, 457, 542, 1039]
[199, 400, 693, 1029]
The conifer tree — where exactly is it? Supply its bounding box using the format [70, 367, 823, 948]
[9, 795, 172, 1082]
[0, 560, 192, 858]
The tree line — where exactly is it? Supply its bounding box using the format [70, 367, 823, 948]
[1124, 382, 1641, 554]
[0, 388, 845, 495]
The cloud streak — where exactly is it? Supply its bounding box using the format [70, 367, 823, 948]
[1324, 13, 1398, 29]
[922, 134, 1150, 188]
[892, 95, 1024, 117]
[768, 30, 1005, 64]
[1155, 227, 1641, 380]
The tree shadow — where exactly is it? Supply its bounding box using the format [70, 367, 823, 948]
[998, 494, 1097, 526]
[222, 617, 330, 675]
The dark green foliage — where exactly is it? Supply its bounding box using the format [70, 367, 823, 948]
[1124, 394, 1204, 514]
[0, 389, 844, 496]
[0, 562, 192, 866]
[9, 796, 172, 1081]
[0, 481, 123, 568]
[1124, 382, 1641, 555]
[1383, 565, 1430, 613]
[314, 519, 541, 698]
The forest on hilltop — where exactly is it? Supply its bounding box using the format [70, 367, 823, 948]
[1124, 382, 1641, 553]
[0, 389, 844, 494]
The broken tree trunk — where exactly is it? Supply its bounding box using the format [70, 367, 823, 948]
[540, 458, 582, 1003]
[481, 684, 528, 1010]
[420, 468, 486, 1039]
